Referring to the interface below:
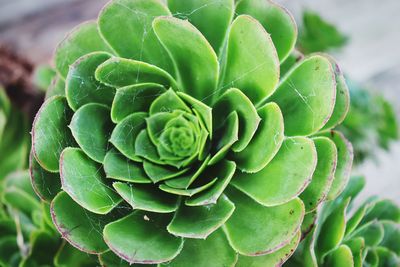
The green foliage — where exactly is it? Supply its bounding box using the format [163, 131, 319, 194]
[298, 10, 348, 54]
[30, 0, 353, 265]
[286, 176, 400, 266]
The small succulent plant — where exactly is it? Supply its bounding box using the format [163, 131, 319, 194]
[286, 176, 400, 267]
[30, 0, 353, 265]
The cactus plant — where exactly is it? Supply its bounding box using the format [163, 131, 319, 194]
[286, 176, 400, 267]
[30, 0, 353, 265]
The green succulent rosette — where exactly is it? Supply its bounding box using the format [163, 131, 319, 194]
[31, 0, 353, 265]
[286, 176, 400, 267]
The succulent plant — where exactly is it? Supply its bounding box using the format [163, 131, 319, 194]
[286, 176, 400, 267]
[30, 0, 353, 265]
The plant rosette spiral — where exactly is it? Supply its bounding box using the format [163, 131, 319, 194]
[30, 0, 353, 266]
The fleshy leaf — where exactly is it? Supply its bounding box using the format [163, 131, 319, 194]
[149, 89, 191, 115]
[113, 183, 179, 213]
[32, 96, 75, 172]
[55, 21, 112, 78]
[143, 161, 189, 183]
[167, 0, 234, 55]
[185, 160, 236, 206]
[159, 178, 217, 197]
[111, 83, 165, 123]
[161, 229, 237, 267]
[268, 55, 336, 136]
[54, 242, 98, 267]
[381, 221, 400, 254]
[110, 112, 147, 162]
[51, 192, 111, 254]
[30, 151, 61, 202]
[236, 0, 297, 61]
[350, 220, 384, 247]
[103, 212, 183, 264]
[60, 148, 121, 214]
[98, 251, 131, 267]
[361, 199, 400, 223]
[98, 0, 173, 73]
[232, 102, 284, 173]
[45, 76, 65, 99]
[221, 15, 279, 104]
[95, 57, 177, 88]
[224, 187, 304, 256]
[167, 194, 235, 238]
[66, 52, 115, 111]
[70, 103, 113, 163]
[322, 56, 350, 129]
[321, 131, 353, 199]
[236, 231, 301, 267]
[231, 137, 317, 206]
[300, 137, 337, 212]
[324, 245, 354, 267]
[153, 16, 219, 104]
[103, 149, 150, 183]
[213, 88, 260, 152]
[135, 130, 164, 164]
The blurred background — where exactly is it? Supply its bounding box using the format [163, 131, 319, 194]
[0, 0, 399, 203]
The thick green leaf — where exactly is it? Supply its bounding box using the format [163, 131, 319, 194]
[54, 242, 98, 267]
[51, 192, 110, 254]
[167, 194, 234, 238]
[103, 149, 150, 183]
[185, 160, 236, 206]
[135, 130, 164, 164]
[269, 55, 336, 136]
[55, 21, 112, 78]
[236, 231, 301, 267]
[110, 112, 147, 162]
[362, 199, 400, 223]
[143, 161, 189, 183]
[159, 178, 217, 197]
[233, 102, 284, 173]
[21, 231, 60, 266]
[213, 88, 260, 152]
[344, 237, 364, 267]
[224, 187, 304, 255]
[236, 0, 297, 61]
[95, 57, 177, 88]
[167, 0, 234, 55]
[231, 137, 317, 206]
[320, 131, 353, 199]
[380, 221, 400, 254]
[322, 56, 350, 129]
[153, 16, 219, 104]
[161, 229, 237, 267]
[70, 103, 113, 163]
[350, 220, 384, 247]
[0, 236, 19, 267]
[316, 198, 350, 257]
[45, 76, 65, 99]
[221, 15, 279, 104]
[103, 212, 183, 264]
[280, 50, 304, 77]
[323, 245, 354, 267]
[111, 83, 165, 123]
[300, 137, 337, 212]
[209, 111, 238, 165]
[98, 0, 173, 73]
[60, 148, 121, 214]
[98, 251, 131, 267]
[30, 151, 61, 202]
[149, 89, 191, 115]
[113, 183, 179, 213]
[66, 52, 115, 111]
[32, 96, 74, 172]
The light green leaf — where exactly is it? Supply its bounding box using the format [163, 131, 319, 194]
[300, 137, 337, 212]
[231, 137, 317, 206]
[98, 0, 173, 73]
[167, 194, 235, 238]
[224, 187, 304, 255]
[66, 52, 115, 111]
[153, 16, 219, 104]
[323, 245, 354, 267]
[269, 55, 336, 136]
[232, 102, 284, 173]
[51, 192, 111, 254]
[103, 149, 150, 183]
[55, 21, 112, 78]
[45, 76, 65, 99]
[213, 88, 260, 152]
[32, 96, 74, 172]
[103, 212, 183, 264]
[161, 229, 237, 267]
[70, 103, 113, 163]
[149, 89, 191, 115]
[221, 15, 279, 104]
[110, 112, 147, 162]
[60, 148, 121, 214]
[111, 83, 165, 123]
[113, 183, 179, 213]
[143, 161, 189, 183]
[159, 178, 217, 197]
[236, 0, 297, 61]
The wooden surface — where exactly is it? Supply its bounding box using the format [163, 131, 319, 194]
[0, 0, 399, 203]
